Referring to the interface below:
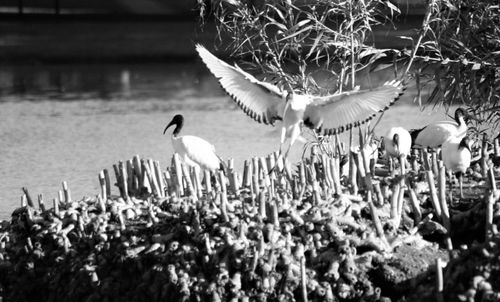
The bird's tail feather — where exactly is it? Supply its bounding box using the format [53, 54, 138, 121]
[409, 127, 425, 146]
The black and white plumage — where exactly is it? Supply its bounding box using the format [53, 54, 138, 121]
[196, 44, 405, 158]
[441, 135, 472, 199]
[410, 107, 476, 149]
[383, 127, 412, 158]
[163, 114, 224, 172]
[382, 127, 411, 175]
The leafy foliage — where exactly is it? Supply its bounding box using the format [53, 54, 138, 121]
[197, 0, 500, 133]
[198, 0, 401, 94]
[410, 0, 500, 132]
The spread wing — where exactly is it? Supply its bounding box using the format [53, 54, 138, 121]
[196, 44, 285, 125]
[303, 80, 405, 135]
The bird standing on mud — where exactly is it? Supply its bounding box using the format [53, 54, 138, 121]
[441, 135, 472, 199]
[163, 114, 225, 172]
[410, 107, 477, 149]
[196, 44, 405, 159]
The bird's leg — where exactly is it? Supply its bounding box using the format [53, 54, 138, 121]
[278, 144, 284, 159]
[399, 154, 406, 186]
[270, 143, 286, 176]
[449, 185, 454, 205]
[287, 124, 301, 156]
[280, 126, 287, 154]
[399, 154, 406, 175]
[284, 143, 292, 161]
[404, 155, 411, 171]
[268, 159, 279, 176]
[446, 170, 454, 205]
[270, 143, 292, 175]
[389, 157, 395, 177]
[272, 125, 297, 175]
[271, 127, 288, 174]
[459, 173, 464, 200]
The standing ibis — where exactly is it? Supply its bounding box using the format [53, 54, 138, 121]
[383, 127, 412, 159]
[196, 44, 405, 159]
[410, 107, 476, 149]
[382, 126, 412, 176]
[441, 135, 472, 199]
[163, 114, 224, 172]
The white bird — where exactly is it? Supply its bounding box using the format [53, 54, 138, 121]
[163, 114, 224, 172]
[382, 126, 412, 177]
[383, 127, 412, 158]
[410, 107, 476, 149]
[196, 44, 405, 159]
[441, 135, 472, 199]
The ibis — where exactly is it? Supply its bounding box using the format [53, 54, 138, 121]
[383, 127, 412, 159]
[382, 126, 412, 176]
[410, 107, 476, 149]
[441, 135, 472, 199]
[163, 114, 224, 172]
[196, 44, 405, 159]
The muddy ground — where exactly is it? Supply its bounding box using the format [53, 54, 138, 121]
[0, 148, 499, 302]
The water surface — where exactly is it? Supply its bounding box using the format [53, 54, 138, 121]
[0, 62, 452, 219]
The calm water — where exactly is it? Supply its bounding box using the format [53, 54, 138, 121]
[0, 62, 452, 219]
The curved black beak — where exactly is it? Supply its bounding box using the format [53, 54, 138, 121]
[164, 114, 184, 136]
[451, 109, 481, 124]
[163, 120, 175, 135]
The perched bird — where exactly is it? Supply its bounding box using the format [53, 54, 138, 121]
[163, 114, 224, 172]
[441, 135, 472, 199]
[196, 44, 405, 159]
[410, 107, 476, 149]
[383, 127, 412, 159]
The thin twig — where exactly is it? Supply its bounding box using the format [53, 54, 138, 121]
[401, 0, 437, 80]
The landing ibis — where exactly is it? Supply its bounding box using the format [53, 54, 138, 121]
[196, 44, 405, 159]
[163, 114, 224, 172]
[441, 135, 472, 199]
[410, 107, 476, 149]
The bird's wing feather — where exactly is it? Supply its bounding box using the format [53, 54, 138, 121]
[303, 80, 404, 135]
[413, 121, 460, 148]
[196, 44, 284, 125]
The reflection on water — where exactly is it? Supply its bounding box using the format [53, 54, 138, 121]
[0, 62, 227, 102]
[0, 62, 452, 219]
